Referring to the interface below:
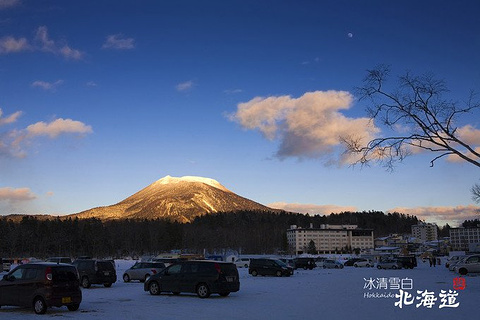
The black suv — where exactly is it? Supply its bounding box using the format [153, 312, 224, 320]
[0, 262, 82, 314]
[249, 258, 294, 277]
[144, 260, 240, 298]
[293, 257, 316, 270]
[72, 259, 117, 288]
[395, 256, 417, 269]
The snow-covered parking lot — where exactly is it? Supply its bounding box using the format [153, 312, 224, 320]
[1, 258, 479, 319]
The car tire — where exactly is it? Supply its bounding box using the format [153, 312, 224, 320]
[459, 268, 468, 276]
[149, 281, 161, 295]
[366, 264, 370, 267]
[251, 270, 258, 277]
[244, 264, 248, 268]
[354, 264, 358, 268]
[196, 283, 210, 299]
[377, 265, 382, 269]
[392, 265, 398, 269]
[123, 274, 130, 282]
[67, 304, 80, 311]
[33, 297, 47, 315]
[104, 283, 112, 287]
[276, 270, 282, 277]
[81, 276, 91, 289]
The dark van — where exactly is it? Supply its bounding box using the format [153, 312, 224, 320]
[0, 262, 82, 314]
[249, 258, 294, 277]
[144, 260, 240, 298]
[72, 259, 117, 288]
[395, 256, 418, 269]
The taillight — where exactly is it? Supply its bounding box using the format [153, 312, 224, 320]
[214, 263, 221, 274]
[45, 267, 53, 281]
[151, 269, 157, 274]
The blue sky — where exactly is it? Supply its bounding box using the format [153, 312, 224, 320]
[1, 0, 479, 226]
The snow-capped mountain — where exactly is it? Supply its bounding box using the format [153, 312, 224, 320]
[71, 175, 277, 222]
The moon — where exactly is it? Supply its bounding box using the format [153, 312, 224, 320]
[347, 32, 353, 38]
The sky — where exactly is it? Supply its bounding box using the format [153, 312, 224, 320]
[1, 0, 479, 227]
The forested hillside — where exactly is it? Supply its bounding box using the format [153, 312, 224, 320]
[0, 210, 419, 258]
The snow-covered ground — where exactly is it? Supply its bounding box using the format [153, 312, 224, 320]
[1, 258, 479, 319]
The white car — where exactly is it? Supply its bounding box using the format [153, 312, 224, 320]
[235, 258, 251, 268]
[353, 259, 374, 268]
[454, 255, 480, 275]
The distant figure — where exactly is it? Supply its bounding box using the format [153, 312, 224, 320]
[437, 258, 441, 266]
[433, 257, 436, 267]
[429, 257, 433, 267]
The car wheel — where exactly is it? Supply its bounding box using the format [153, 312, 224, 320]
[377, 265, 382, 269]
[104, 283, 112, 287]
[67, 304, 80, 311]
[303, 266, 308, 270]
[196, 283, 210, 299]
[366, 264, 370, 267]
[459, 268, 468, 276]
[392, 265, 398, 269]
[123, 274, 130, 282]
[251, 270, 258, 276]
[81, 276, 91, 288]
[149, 281, 161, 295]
[335, 265, 339, 269]
[323, 265, 326, 269]
[276, 270, 282, 277]
[219, 292, 230, 297]
[33, 297, 47, 315]
[244, 264, 248, 268]
[354, 264, 358, 268]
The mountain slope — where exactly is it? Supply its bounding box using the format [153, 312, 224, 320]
[71, 175, 276, 222]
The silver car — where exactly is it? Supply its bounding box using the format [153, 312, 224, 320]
[123, 262, 166, 282]
[454, 255, 480, 275]
[377, 259, 402, 269]
[322, 259, 344, 269]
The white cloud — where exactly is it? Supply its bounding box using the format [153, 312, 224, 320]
[230, 91, 379, 162]
[176, 80, 195, 92]
[102, 34, 135, 50]
[34, 26, 84, 60]
[0, 36, 30, 53]
[268, 202, 357, 215]
[31, 80, 64, 91]
[0, 187, 36, 202]
[1, 112, 93, 158]
[388, 205, 480, 226]
[0, 0, 20, 10]
[224, 89, 243, 94]
[86, 81, 97, 87]
[0, 109, 22, 125]
[26, 118, 93, 138]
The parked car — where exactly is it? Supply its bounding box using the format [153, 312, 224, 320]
[144, 260, 240, 298]
[343, 258, 363, 266]
[454, 255, 480, 275]
[377, 259, 402, 269]
[353, 259, 374, 268]
[294, 258, 316, 270]
[234, 258, 251, 268]
[46, 257, 72, 264]
[395, 256, 417, 269]
[249, 259, 294, 276]
[123, 261, 166, 282]
[448, 256, 468, 271]
[151, 258, 180, 267]
[279, 258, 296, 268]
[0, 262, 82, 314]
[322, 259, 344, 269]
[445, 255, 466, 268]
[72, 259, 117, 288]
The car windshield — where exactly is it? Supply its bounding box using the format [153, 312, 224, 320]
[275, 260, 287, 267]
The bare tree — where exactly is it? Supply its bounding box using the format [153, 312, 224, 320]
[343, 65, 480, 170]
[472, 183, 480, 204]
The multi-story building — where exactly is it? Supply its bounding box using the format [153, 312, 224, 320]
[449, 227, 480, 251]
[286, 224, 374, 254]
[411, 222, 438, 242]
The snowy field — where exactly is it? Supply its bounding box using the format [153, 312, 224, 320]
[1, 258, 479, 319]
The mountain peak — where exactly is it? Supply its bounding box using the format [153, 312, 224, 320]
[154, 175, 231, 193]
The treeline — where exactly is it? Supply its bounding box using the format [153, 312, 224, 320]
[0, 210, 419, 258]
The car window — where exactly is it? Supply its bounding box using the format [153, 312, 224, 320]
[181, 263, 200, 273]
[24, 268, 38, 280]
[10, 267, 26, 280]
[167, 264, 182, 274]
